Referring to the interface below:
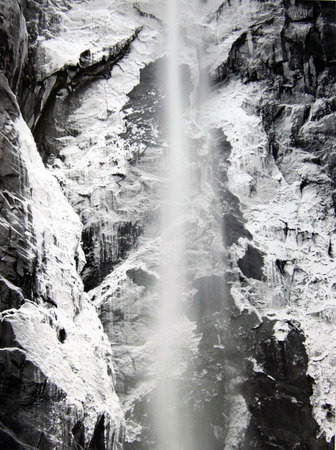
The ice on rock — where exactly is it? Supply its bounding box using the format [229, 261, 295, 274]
[3, 0, 334, 446]
[0, 101, 124, 445]
[36, 0, 145, 78]
[273, 320, 291, 342]
[201, 76, 336, 441]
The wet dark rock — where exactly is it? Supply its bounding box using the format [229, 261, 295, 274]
[210, 128, 253, 247]
[238, 244, 265, 281]
[72, 421, 86, 450]
[223, 213, 253, 246]
[275, 259, 287, 275]
[212, 31, 247, 84]
[0, 346, 76, 449]
[242, 319, 334, 449]
[126, 268, 157, 288]
[0, 0, 28, 94]
[182, 278, 333, 449]
[57, 327, 66, 343]
[88, 415, 105, 450]
[191, 275, 234, 322]
[121, 58, 192, 151]
[82, 221, 143, 291]
[121, 59, 164, 148]
[0, 319, 19, 349]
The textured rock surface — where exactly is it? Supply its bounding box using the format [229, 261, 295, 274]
[0, 1, 124, 448]
[0, 0, 335, 448]
[0, 0, 28, 94]
[204, 0, 336, 444]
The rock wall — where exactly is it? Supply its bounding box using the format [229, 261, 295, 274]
[0, 0, 335, 448]
[0, 1, 124, 448]
[202, 0, 336, 446]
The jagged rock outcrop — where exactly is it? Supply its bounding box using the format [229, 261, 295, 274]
[37, 58, 164, 291]
[0, 1, 124, 447]
[212, 0, 336, 188]
[204, 0, 336, 446]
[184, 276, 330, 449]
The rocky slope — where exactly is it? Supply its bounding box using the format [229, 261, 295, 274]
[0, 0, 335, 449]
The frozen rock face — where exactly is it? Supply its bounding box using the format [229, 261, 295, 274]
[1, 0, 335, 449]
[29, 1, 164, 292]
[0, 1, 124, 448]
[38, 57, 164, 291]
[202, 0, 336, 446]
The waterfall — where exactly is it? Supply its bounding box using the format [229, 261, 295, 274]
[154, 0, 188, 448]
[153, 1, 210, 448]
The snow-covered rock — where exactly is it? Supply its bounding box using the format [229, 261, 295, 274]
[0, 0, 335, 448]
[0, 3, 124, 448]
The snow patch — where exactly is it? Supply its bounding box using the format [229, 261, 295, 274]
[273, 320, 290, 342]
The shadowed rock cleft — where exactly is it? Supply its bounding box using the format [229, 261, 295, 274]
[238, 244, 265, 281]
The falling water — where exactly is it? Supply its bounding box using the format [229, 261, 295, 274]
[154, 0, 188, 448]
[153, 1, 210, 449]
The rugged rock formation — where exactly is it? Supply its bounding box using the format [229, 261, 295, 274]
[0, 1, 124, 448]
[0, 0, 335, 448]
[202, 0, 336, 446]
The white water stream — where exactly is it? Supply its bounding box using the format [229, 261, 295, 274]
[154, 1, 189, 448]
[153, 1, 210, 448]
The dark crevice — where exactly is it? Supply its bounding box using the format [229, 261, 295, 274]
[126, 268, 157, 288]
[133, 3, 161, 23]
[238, 244, 265, 281]
[57, 328, 66, 343]
[179, 270, 333, 449]
[0, 426, 36, 450]
[275, 259, 287, 276]
[81, 221, 143, 291]
[88, 415, 105, 450]
[72, 421, 85, 450]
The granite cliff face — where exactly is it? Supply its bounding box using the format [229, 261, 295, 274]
[0, 1, 124, 448]
[0, 0, 335, 448]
